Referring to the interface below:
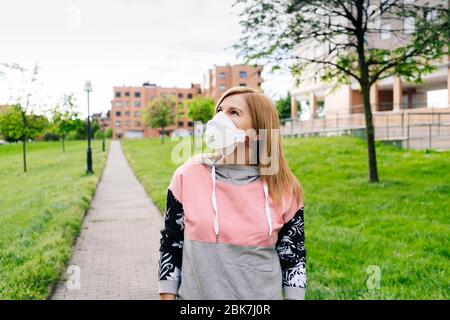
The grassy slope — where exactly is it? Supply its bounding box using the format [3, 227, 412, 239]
[122, 136, 449, 299]
[0, 140, 109, 299]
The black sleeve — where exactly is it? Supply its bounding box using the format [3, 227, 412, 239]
[276, 206, 306, 292]
[157, 188, 185, 288]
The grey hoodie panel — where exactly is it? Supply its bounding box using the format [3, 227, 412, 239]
[176, 239, 283, 300]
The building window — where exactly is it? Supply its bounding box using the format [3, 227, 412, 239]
[178, 121, 184, 127]
[115, 101, 121, 107]
[178, 93, 184, 99]
[219, 72, 226, 80]
[134, 111, 141, 117]
[219, 84, 226, 92]
[125, 120, 130, 127]
[125, 92, 130, 97]
[115, 120, 121, 127]
[170, 92, 177, 97]
[134, 101, 141, 107]
[187, 93, 193, 99]
[125, 101, 130, 107]
[239, 83, 247, 87]
[115, 92, 121, 98]
[426, 9, 438, 21]
[161, 92, 168, 98]
[125, 111, 130, 116]
[404, 17, 415, 34]
[134, 92, 141, 98]
[135, 121, 141, 127]
[115, 111, 121, 116]
[188, 121, 193, 127]
[381, 23, 391, 40]
[239, 71, 247, 78]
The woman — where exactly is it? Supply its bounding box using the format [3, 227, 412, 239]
[158, 86, 306, 300]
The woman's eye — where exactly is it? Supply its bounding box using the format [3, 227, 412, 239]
[231, 110, 238, 115]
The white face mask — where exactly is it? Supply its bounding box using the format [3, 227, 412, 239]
[204, 111, 246, 156]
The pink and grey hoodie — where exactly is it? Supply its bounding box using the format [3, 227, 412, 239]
[157, 158, 306, 300]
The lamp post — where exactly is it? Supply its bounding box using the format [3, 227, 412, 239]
[101, 112, 106, 152]
[84, 80, 94, 174]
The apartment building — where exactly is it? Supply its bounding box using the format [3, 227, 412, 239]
[111, 82, 201, 139]
[203, 64, 264, 101]
[290, 1, 450, 120]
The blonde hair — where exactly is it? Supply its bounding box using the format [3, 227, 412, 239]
[188, 86, 303, 208]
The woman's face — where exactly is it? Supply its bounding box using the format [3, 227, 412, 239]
[216, 93, 253, 133]
[216, 93, 258, 164]
[216, 93, 259, 156]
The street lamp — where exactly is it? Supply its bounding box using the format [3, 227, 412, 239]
[101, 112, 106, 152]
[84, 80, 94, 174]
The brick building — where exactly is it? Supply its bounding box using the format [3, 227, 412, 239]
[202, 64, 264, 101]
[111, 82, 201, 139]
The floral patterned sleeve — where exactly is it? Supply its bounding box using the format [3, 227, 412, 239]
[276, 206, 306, 300]
[157, 187, 185, 295]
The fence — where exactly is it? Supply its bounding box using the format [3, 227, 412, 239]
[281, 109, 450, 150]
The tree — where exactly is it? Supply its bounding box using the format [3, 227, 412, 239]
[0, 105, 47, 171]
[186, 96, 215, 142]
[275, 91, 300, 120]
[51, 93, 81, 152]
[186, 96, 215, 123]
[105, 127, 112, 139]
[0, 62, 47, 172]
[142, 96, 177, 143]
[232, 0, 449, 182]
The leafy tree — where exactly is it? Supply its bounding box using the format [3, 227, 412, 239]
[94, 129, 104, 140]
[233, 0, 449, 182]
[275, 92, 300, 120]
[0, 62, 47, 172]
[51, 93, 81, 152]
[185, 96, 215, 142]
[70, 118, 99, 140]
[143, 96, 177, 143]
[0, 105, 47, 171]
[105, 127, 112, 139]
[186, 96, 215, 123]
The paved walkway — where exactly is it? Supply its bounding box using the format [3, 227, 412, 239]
[52, 140, 163, 300]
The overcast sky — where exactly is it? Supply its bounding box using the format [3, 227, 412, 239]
[0, 0, 293, 118]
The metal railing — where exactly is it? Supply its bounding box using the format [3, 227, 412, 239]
[281, 109, 450, 150]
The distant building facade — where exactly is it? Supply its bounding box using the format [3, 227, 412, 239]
[202, 64, 264, 101]
[110, 83, 201, 139]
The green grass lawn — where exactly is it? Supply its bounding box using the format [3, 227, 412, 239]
[122, 135, 450, 300]
[0, 139, 110, 299]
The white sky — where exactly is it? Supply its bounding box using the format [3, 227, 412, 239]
[0, 0, 293, 118]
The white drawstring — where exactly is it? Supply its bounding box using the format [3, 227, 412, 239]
[263, 182, 273, 239]
[211, 165, 219, 240]
[210, 164, 273, 242]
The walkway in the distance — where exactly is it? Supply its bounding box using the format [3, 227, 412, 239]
[52, 140, 163, 300]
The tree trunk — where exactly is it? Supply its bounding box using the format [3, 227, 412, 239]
[62, 135, 65, 153]
[361, 84, 379, 182]
[22, 135, 27, 173]
[354, 5, 380, 183]
[161, 127, 165, 144]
